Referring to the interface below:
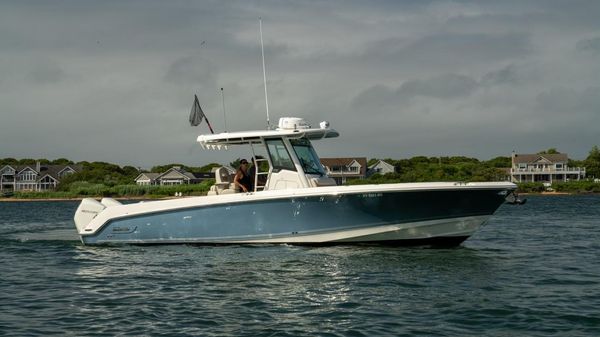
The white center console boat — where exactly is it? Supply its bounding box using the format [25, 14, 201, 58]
[74, 117, 517, 246]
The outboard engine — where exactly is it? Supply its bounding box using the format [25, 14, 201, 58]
[74, 198, 106, 233]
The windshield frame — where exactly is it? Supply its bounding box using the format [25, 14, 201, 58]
[264, 138, 297, 172]
[289, 138, 325, 176]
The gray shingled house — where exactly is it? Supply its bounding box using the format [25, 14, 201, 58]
[0, 163, 80, 192]
[134, 166, 214, 186]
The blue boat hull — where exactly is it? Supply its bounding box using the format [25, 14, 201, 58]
[80, 188, 510, 246]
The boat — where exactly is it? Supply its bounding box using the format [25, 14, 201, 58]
[74, 117, 517, 246]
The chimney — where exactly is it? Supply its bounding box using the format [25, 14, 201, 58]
[36, 161, 41, 172]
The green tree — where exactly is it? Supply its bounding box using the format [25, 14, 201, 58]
[0, 158, 18, 166]
[367, 158, 379, 167]
[151, 164, 187, 173]
[198, 163, 221, 173]
[18, 158, 37, 165]
[585, 145, 600, 178]
[51, 158, 74, 165]
[538, 148, 560, 154]
[229, 158, 241, 169]
[122, 166, 140, 178]
[486, 156, 511, 168]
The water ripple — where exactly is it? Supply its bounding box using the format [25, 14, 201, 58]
[1, 196, 600, 336]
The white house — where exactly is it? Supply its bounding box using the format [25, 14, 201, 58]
[367, 160, 395, 177]
[320, 157, 367, 185]
[510, 152, 585, 183]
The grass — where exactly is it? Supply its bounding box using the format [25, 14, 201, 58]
[7, 180, 215, 199]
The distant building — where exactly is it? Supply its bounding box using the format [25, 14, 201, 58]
[510, 152, 585, 183]
[367, 160, 395, 177]
[134, 173, 161, 186]
[134, 166, 214, 186]
[320, 157, 367, 185]
[0, 163, 80, 192]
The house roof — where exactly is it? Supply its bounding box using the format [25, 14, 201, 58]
[156, 167, 193, 180]
[135, 168, 214, 182]
[368, 160, 394, 170]
[320, 157, 366, 167]
[135, 173, 161, 181]
[320, 157, 368, 176]
[513, 153, 568, 164]
[2, 164, 81, 181]
[0, 165, 16, 174]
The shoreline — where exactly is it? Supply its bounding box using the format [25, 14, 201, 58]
[0, 197, 170, 202]
[520, 191, 570, 196]
[2, 191, 598, 202]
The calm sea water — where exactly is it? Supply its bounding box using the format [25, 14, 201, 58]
[1, 195, 599, 336]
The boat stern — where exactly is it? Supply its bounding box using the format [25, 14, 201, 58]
[74, 198, 122, 235]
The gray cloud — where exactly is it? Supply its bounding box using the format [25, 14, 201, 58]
[364, 32, 532, 71]
[537, 86, 600, 116]
[480, 64, 519, 86]
[401, 74, 478, 99]
[1, 0, 600, 167]
[353, 73, 481, 109]
[576, 37, 600, 53]
[28, 62, 66, 84]
[164, 56, 217, 86]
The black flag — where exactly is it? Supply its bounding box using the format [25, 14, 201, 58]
[189, 95, 214, 133]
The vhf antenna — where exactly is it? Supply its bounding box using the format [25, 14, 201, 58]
[220, 87, 227, 132]
[259, 18, 271, 130]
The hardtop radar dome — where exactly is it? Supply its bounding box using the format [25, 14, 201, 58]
[277, 117, 310, 130]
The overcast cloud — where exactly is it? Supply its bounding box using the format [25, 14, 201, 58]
[1, 0, 599, 168]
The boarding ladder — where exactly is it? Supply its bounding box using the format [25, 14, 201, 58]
[253, 157, 269, 192]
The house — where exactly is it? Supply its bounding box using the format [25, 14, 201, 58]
[134, 166, 214, 186]
[0, 163, 80, 192]
[367, 160, 395, 177]
[510, 152, 586, 183]
[320, 157, 367, 185]
[134, 173, 161, 186]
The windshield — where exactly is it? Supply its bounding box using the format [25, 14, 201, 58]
[290, 138, 325, 176]
[265, 139, 296, 171]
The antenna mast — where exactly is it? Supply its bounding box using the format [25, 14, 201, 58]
[220, 87, 227, 132]
[259, 18, 271, 129]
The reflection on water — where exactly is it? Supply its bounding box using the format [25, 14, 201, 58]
[10, 228, 80, 242]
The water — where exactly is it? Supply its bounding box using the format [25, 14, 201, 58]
[1, 196, 599, 336]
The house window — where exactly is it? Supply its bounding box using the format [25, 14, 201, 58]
[555, 163, 563, 170]
[518, 163, 527, 170]
[348, 166, 358, 173]
[21, 171, 36, 181]
[1, 168, 15, 175]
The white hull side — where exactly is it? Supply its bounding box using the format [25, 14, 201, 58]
[221, 215, 490, 244]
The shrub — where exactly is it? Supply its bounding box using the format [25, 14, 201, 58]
[553, 181, 600, 193]
[516, 182, 546, 193]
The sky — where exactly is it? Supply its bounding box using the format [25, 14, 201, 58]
[1, 0, 599, 168]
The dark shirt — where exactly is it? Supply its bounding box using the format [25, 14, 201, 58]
[237, 169, 252, 192]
